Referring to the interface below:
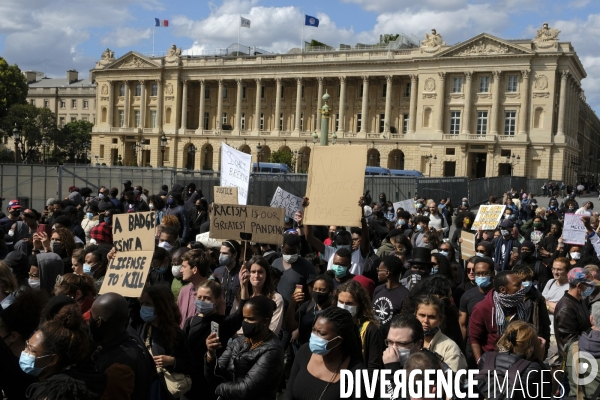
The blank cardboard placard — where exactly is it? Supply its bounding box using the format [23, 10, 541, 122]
[471, 205, 506, 231]
[209, 203, 285, 245]
[461, 231, 476, 261]
[99, 211, 156, 297]
[303, 145, 367, 227]
[214, 186, 238, 204]
[270, 186, 303, 218]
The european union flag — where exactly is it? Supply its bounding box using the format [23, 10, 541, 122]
[305, 15, 319, 27]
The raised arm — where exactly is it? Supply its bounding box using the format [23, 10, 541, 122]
[302, 197, 325, 254]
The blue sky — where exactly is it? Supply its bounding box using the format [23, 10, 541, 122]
[1, 0, 600, 108]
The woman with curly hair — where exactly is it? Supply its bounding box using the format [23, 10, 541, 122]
[333, 279, 384, 374]
[53, 273, 97, 323]
[137, 285, 194, 399]
[33, 228, 76, 274]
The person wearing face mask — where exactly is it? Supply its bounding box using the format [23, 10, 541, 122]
[512, 240, 551, 291]
[89, 204, 114, 247]
[147, 247, 174, 288]
[539, 221, 562, 265]
[122, 190, 150, 215]
[170, 247, 190, 300]
[401, 247, 434, 290]
[326, 248, 354, 289]
[135, 285, 194, 399]
[491, 219, 520, 271]
[163, 193, 188, 244]
[554, 268, 594, 361]
[334, 280, 384, 374]
[285, 306, 367, 400]
[470, 270, 528, 364]
[410, 215, 430, 249]
[212, 240, 242, 316]
[28, 252, 63, 294]
[512, 265, 551, 358]
[205, 295, 284, 400]
[188, 198, 208, 242]
[157, 225, 179, 255]
[382, 314, 424, 379]
[0, 200, 23, 237]
[373, 256, 409, 338]
[80, 202, 100, 245]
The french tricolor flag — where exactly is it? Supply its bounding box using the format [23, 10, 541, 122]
[155, 18, 168, 27]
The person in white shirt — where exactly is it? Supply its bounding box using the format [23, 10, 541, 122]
[424, 201, 448, 235]
[575, 201, 593, 216]
[542, 257, 570, 361]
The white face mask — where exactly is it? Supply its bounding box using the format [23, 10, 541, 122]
[171, 264, 183, 278]
[158, 241, 173, 252]
[283, 254, 299, 264]
[149, 204, 155, 210]
[337, 302, 357, 316]
[570, 252, 581, 260]
[28, 279, 40, 290]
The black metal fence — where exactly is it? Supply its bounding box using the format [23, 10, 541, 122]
[416, 177, 468, 207]
[468, 176, 546, 205]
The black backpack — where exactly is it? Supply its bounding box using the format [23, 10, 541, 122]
[474, 352, 531, 400]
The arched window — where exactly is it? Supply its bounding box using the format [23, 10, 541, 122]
[533, 107, 544, 129]
[165, 107, 172, 124]
[101, 107, 107, 123]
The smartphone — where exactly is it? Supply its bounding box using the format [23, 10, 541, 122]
[211, 321, 219, 337]
[294, 284, 303, 294]
[512, 247, 519, 254]
[36, 224, 51, 235]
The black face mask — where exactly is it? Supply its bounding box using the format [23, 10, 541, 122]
[9, 211, 20, 217]
[520, 252, 535, 263]
[312, 291, 330, 306]
[242, 320, 264, 339]
[196, 205, 203, 210]
[89, 319, 104, 343]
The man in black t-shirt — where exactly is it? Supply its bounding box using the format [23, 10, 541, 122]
[373, 255, 409, 338]
[273, 234, 317, 308]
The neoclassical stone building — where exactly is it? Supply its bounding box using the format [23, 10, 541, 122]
[90, 25, 600, 182]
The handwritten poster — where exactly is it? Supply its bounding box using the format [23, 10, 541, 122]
[99, 211, 155, 297]
[563, 213, 587, 245]
[214, 186, 238, 204]
[209, 203, 285, 245]
[270, 187, 304, 218]
[461, 232, 476, 261]
[303, 145, 367, 226]
[393, 199, 417, 215]
[471, 205, 506, 231]
[220, 143, 251, 205]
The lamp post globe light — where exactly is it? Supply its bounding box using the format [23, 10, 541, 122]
[160, 133, 167, 167]
[187, 143, 197, 170]
[12, 123, 20, 163]
[319, 91, 331, 146]
[41, 137, 48, 165]
[256, 143, 263, 171]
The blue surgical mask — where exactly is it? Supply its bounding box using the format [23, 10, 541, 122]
[104, 217, 111, 224]
[582, 286, 594, 298]
[416, 225, 423, 232]
[397, 219, 406, 227]
[337, 302, 357, 316]
[309, 333, 340, 356]
[430, 267, 439, 275]
[438, 250, 449, 258]
[462, 202, 467, 206]
[167, 198, 174, 205]
[98, 193, 105, 199]
[522, 281, 532, 293]
[83, 263, 93, 275]
[155, 267, 167, 274]
[140, 306, 156, 322]
[19, 352, 51, 376]
[219, 254, 231, 266]
[475, 252, 485, 257]
[417, 203, 423, 209]
[194, 299, 214, 315]
[331, 265, 347, 278]
[475, 276, 491, 288]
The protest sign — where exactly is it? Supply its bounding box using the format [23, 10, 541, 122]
[461, 232, 476, 261]
[209, 203, 285, 245]
[270, 187, 303, 218]
[196, 232, 224, 248]
[220, 143, 251, 205]
[214, 186, 238, 204]
[563, 213, 587, 245]
[471, 205, 506, 231]
[393, 199, 417, 215]
[303, 145, 367, 227]
[99, 211, 155, 297]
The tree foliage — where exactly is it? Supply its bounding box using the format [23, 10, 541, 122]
[55, 120, 93, 163]
[0, 57, 28, 121]
[268, 150, 296, 169]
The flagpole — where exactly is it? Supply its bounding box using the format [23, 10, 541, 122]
[238, 15, 241, 56]
[301, 13, 304, 53]
[152, 25, 155, 56]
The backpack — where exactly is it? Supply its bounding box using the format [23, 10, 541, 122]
[475, 352, 532, 400]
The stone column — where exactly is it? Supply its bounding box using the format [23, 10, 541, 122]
[236, 79, 243, 132]
[216, 80, 224, 131]
[181, 80, 188, 130]
[254, 78, 261, 131]
[384, 75, 393, 133]
[408, 74, 418, 134]
[139, 80, 146, 128]
[156, 79, 163, 131]
[489, 71, 501, 135]
[107, 80, 114, 128]
[316, 77, 323, 131]
[462, 72, 472, 134]
[294, 78, 302, 132]
[557, 70, 569, 136]
[518, 70, 530, 135]
[360, 76, 369, 133]
[123, 81, 130, 127]
[198, 80, 205, 131]
[435, 72, 446, 134]
[274, 78, 282, 132]
[337, 76, 347, 133]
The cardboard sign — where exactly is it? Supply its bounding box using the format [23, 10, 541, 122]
[563, 213, 587, 245]
[270, 187, 303, 218]
[461, 231, 476, 261]
[220, 143, 251, 205]
[196, 232, 224, 248]
[393, 199, 417, 215]
[214, 186, 238, 204]
[303, 145, 367, 227]
[99, 211, 156, 297]
[209, 203, 285, 245]
[471, 205, 506, 231]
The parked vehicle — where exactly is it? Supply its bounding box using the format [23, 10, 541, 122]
[389, 169, 424, 177]
[252, 162, 290, 173]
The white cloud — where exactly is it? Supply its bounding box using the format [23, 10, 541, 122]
[101, 28, 152, 48]
[340, 0, 467, 13]
[568, 0, 591, 8]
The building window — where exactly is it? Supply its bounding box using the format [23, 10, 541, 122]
[504, 111, 517, 135]
[100, 145, 105, 159]
[241, 113, 245, 130]
[59, 117, 65, 127]
[72, 99, 77, 109]
[82, 116, 88, 122]
[222, 113, 227, 125]
[205, 87, 210, 99]
[261, 86, 265, 99]
[404, 82, 411, 98]
[260, 113, 264, 130]
[30, 99, 35, 106]
[44, 100, 49, 108]
[337, 85, 341, 98]
[71, 117, 76, 122]
[134, 110, 140, 127]
[335, 113, 339, 131]
[479, 76, 490, 93]
[477, 111, 488, 135]
[402, 114, 409, 133]
[382, 83, 388, 98]
[119, 84, 125, 96]
[279, 113, 283, 130]
[450, 111, 461, 134]
[445, 148, 456, 155]
[135, 84, 142, 96]
[83, 100, 88, 109]
[242, 87, 246, 99]
[60, 100, 65, 109]
[280, 87, 284, 99]
[152, 84, 158, 96]
[357, 113, 362, 131]
[301, 85, 304, 98]
[203, 112, 209, 130]
[379, 114, 385, 133]
[222, 87, 228, 98]
[118, 110, 125, 127]
[150, 110, 157, 128]
[452, 77, 463, 93]
[359, 85, 364, 98]
[112, 138, 118, 144]
[507, 76, 518, 92]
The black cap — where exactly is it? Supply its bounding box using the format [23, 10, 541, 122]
[63, 205, 78, 215]
[123, 180, 132, 186]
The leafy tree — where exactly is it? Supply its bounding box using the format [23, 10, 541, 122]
[268, 150, 296, 170]
[57, 120, 93, 163]
[0, 57, 28, 121]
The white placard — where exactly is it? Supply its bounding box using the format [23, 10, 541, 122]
[563, 213, 587, 245]
[220, 143, 251, 205]
[270, 187, 304, 218]
[471, 205, 506, 231]
[393, 199, 416, 215]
